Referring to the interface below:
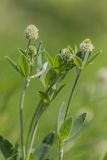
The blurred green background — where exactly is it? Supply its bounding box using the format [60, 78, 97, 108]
[0, 0, 107, 159]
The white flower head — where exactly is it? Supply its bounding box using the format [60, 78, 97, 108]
[80, 39, 94, 52]
[61, 48, 73, 59]
[25, 24, 39, 40]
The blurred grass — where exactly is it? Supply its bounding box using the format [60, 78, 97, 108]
[0, 0, 107, 159]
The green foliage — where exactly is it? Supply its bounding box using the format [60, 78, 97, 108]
[45, 52, 53, 67]
[4, 26, 100, 160]
[45, 68, 57, 88]
[57, 102, 66, 134]
[36, 42, 45, 70]
[59, 117, 72, 142]
[0, 136, 17, 159]
[19, 55, 30, 77]
[68, 113, 86, 140]
[35, 132, 55, 160]
[5, 56, 22, 76]
[73, 56, 83, 69]
[86, 50, 101, 65]
[54, 54, 65, 73]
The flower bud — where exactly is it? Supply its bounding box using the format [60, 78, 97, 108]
[61, 48, 73, 60]
[28, 45, 37, 56]
[80, 39, 94, 52]
[25, 24, 39, 40]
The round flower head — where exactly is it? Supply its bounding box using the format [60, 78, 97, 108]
[25, 24, 39, 40]
[61, 48, 73, 60]
[80, 39, 94, 52]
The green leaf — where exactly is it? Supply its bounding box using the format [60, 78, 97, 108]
[59, 117, 72, 141]
[0, 136, 14, 159]
[57, 102, 66, 134]
[73, 56, 83, 68]
[18, 48, 26, 55]
[5, 56, 22, 75]
[19, 55, 30, 77]
[86, 50, 101, 65]
[69, 113, 86, 139]
[18, 48, 29, 61]
[37, 42, 45, 70]
[54, 54, 65, 73]
[45, 52, 53, 67]
[35, 132, 55, 160]
[45, 68, 57, 88]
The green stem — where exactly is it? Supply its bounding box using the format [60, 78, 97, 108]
[26, 39, 31, 56]
[20, 79, 30, 160]
[64, 68, 81, 121]
[59, 141, 64, 160]
[26, 79, 60, 160]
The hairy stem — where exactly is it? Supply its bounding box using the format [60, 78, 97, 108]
[20, 79, 30, 160]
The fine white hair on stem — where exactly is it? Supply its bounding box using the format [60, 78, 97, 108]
[30, 62, 48, 79]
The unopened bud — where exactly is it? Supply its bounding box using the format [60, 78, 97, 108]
[61, 48, 73, 60]
[28, 45, 37, 56]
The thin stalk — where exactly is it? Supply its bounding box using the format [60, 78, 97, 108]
[25, 100, 42, 153]
[26, 39, 31, 56]
[26, 81, 56, 152]
[20, 79, 30, 160]
[64, 68, 81, 121]
[59, 141, 64, 160]
[26, 78, 61, 159]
